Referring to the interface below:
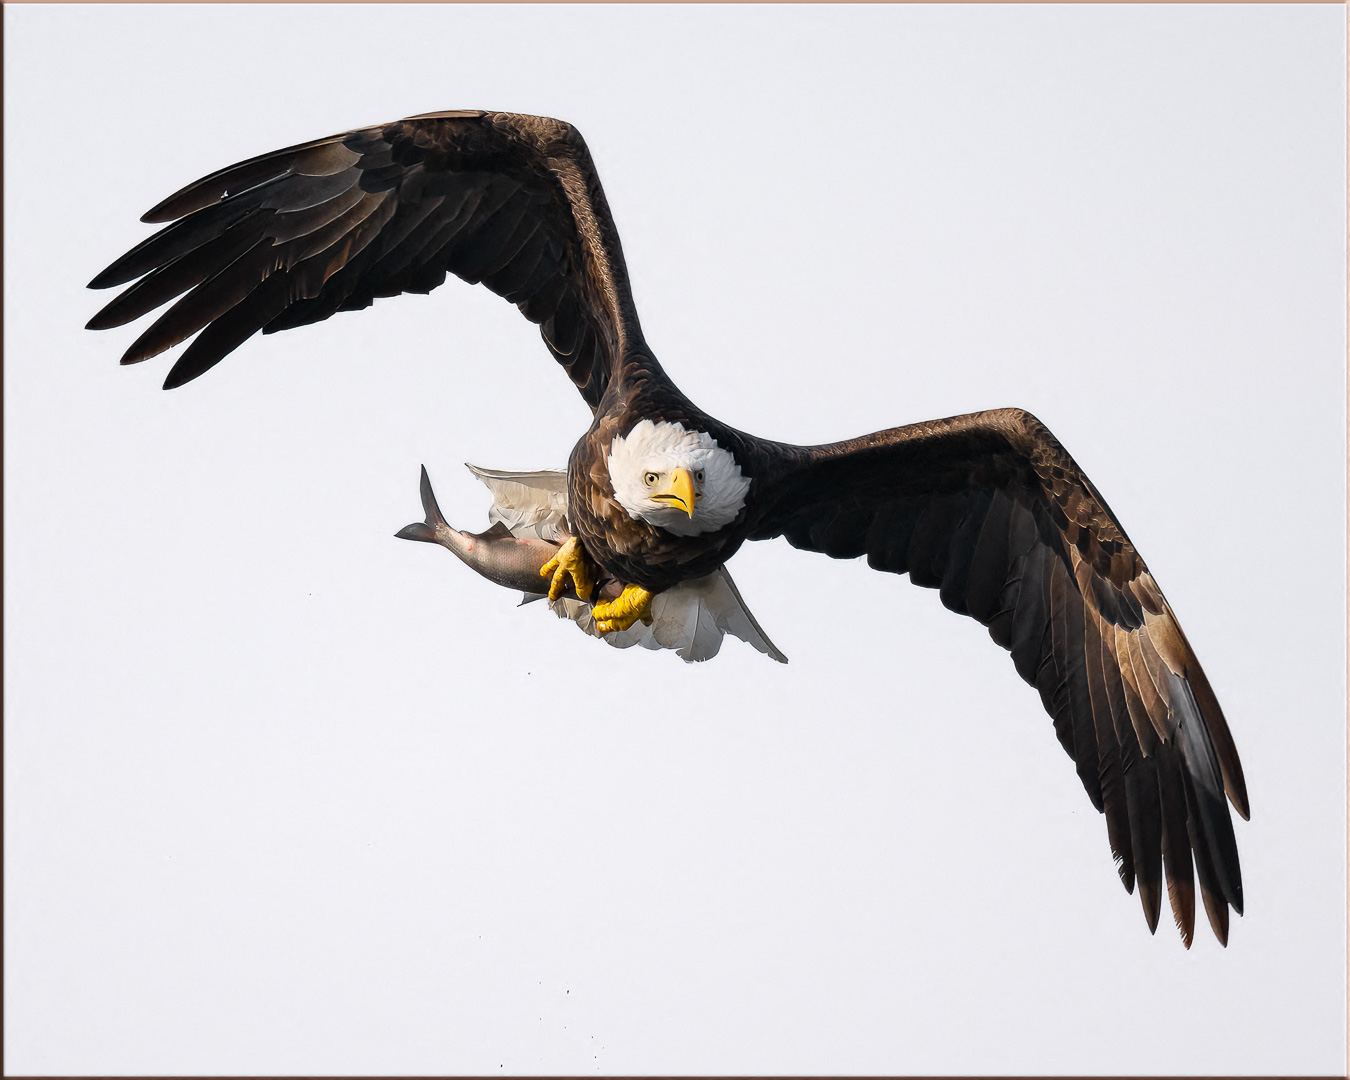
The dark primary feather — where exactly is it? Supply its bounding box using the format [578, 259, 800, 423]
[87, 110, 650, 408]
[743, 407, 1247, 946]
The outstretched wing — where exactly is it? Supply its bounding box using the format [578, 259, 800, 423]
[87, 110, 646, 407]
[743, 407, 1248, 947]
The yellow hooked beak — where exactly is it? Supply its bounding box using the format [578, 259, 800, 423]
[653, 467, 697, 517]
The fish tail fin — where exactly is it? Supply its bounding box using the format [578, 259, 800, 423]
[395, 465, 448, 543]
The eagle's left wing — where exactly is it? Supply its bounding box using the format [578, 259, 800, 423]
[741, 407, 1247, 947]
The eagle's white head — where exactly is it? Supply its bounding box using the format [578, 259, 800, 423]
[607, 419, 750, 537]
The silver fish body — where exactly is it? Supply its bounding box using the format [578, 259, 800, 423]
[396, 465, 598, 601]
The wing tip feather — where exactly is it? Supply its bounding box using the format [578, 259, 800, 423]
[1140, 883, 1162, 935]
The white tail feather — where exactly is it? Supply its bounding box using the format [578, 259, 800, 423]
[465, 464, 569, 540]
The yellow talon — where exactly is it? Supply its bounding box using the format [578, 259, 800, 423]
[591, 583, 655, 633]
[539, 537, 595, 602]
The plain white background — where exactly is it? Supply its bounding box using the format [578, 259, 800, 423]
[5, 4, 1346, 1074]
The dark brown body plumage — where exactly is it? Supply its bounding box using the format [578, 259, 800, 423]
[569, 370, 754, 591]
[88, 110, 1247, 948]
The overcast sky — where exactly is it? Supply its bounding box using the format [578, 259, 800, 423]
[5, 4, 1346, 1075]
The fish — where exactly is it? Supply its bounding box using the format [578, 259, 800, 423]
[395, 465, 601, 602]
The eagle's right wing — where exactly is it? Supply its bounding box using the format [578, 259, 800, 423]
[88, 111, 650, 408]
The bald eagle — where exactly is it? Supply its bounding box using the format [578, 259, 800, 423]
[87, 110, 1247, 948]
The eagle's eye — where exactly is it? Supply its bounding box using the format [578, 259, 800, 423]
[644, 471, 659, 487]
[695, 470, 705, 484]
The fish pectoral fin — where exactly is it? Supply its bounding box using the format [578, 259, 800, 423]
[539, 536, 595, 602]
[592, 583, 655, 633]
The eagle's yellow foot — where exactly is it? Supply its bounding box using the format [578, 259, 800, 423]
[539, 537, 595, 602]
[592, 583, 655, 633]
